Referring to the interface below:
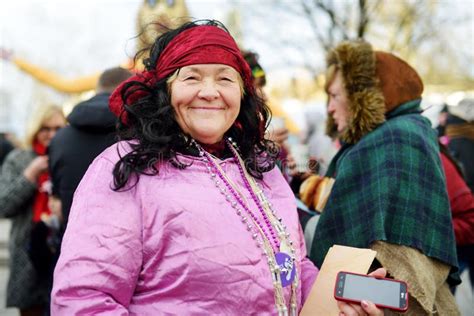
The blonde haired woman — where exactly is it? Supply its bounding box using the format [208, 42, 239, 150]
[0, 104, 65, 316]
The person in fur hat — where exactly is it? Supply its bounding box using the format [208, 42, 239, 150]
[302, 40, 461, 315]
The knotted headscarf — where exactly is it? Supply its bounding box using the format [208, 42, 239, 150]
[109, 25, 254, 124]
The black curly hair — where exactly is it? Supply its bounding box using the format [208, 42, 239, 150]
[112, 20, 278, 190]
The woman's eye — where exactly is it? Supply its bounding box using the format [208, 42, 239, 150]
[184, 76, 198, 81]
[219, 77, 233, 82]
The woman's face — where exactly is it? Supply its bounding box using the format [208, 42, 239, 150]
[327, 71, 350, 133]
[170, 64, 242, 144]
[36, 112, 66, 147]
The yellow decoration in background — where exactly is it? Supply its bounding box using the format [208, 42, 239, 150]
[9, 0, 190, 94]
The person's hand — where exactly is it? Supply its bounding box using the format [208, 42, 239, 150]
[336, 268, 386, 316]
[23, 156, 49, 183]
[266, 127, 289, 145]
[0, 47, 14, 61]
[48, 196, 63, 223]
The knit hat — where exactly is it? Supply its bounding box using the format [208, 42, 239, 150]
[325, 40, 423, 144]
[375, 51, 424, 113]
[449, 98, 474, 122]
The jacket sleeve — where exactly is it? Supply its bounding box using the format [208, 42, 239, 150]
[51, 156, 143, 315]
[48, 135, 62, 198]
[0, 150, 37, 218]
[452, 202, 474, 246]
[441, 154, 474, 246]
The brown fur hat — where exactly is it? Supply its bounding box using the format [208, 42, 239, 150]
[325, 40, 423, 144]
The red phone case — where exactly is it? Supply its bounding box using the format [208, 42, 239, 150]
[334, 271, 409, 313]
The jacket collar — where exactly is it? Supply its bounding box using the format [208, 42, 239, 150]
[386, 99, 422, 119]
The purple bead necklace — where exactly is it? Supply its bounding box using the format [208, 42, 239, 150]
[196, 143, 279, 251]
[193, 138, 298, 315]
[194, 138, 296, 256]
[226, 140, 296, 255]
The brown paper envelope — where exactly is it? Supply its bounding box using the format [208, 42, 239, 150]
[300, 245, 377, 315]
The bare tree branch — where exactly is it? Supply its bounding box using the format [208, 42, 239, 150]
[238, 0, 472, 85]
[357, 0, 368, 38]
[301, 0, 332, 51]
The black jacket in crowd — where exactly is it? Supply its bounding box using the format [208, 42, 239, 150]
[446, 114, 474, 193]
[49, 92, 117, 224]
[0, 135, 14, 167]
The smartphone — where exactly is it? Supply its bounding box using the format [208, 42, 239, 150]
[334, 271, 409, 312]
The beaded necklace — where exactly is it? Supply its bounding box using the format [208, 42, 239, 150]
[193, 138, 298, 315]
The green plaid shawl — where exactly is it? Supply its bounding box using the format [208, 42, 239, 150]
[310, 100, 460, 285]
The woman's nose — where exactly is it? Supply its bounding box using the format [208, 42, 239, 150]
[197, 81, 219, 100]
[45, 132, 57, 143]
[327, 100, 335, 114]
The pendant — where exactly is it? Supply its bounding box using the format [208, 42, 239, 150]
[279, 240, 291, 254]
[275, 252, 296, 287]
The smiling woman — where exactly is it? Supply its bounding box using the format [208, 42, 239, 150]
[170, 64, 242, 144]
[106, 19, 277, 187]
[50, 20, 322, 315]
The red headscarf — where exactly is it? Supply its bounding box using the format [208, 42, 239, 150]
[31, 140, 51, 223]
[109, 25, 254, 124]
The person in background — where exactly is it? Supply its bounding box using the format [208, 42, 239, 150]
[439, 141, 474, 291]
[301, 40, 460, 315]
[242, 50, 289, 148]
[0, 104, 65, 316]
[436, 104, 449, 138]
[304, 110, 338, 176]
[242, 50, 318, 232]
[444, 98, 474, 193]
[51, 20, 384, 315]
[48, 67, 132, 227]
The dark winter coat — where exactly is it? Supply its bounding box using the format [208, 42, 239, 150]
[0, 135, 14, 167]
[445, 114, 474, 192]
[48, 92, 116, 223]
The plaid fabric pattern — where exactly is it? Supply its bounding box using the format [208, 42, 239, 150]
[310, 100, 460, 284]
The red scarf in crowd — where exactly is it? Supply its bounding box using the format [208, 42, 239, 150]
[32, 141, 51, 222]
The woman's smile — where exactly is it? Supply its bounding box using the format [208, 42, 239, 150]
[170, 64, 242, 144]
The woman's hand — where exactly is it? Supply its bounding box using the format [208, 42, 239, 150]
[48, 195, 63, 223]
[23, 155, 49, 183]
[336, 268, 386, 316]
